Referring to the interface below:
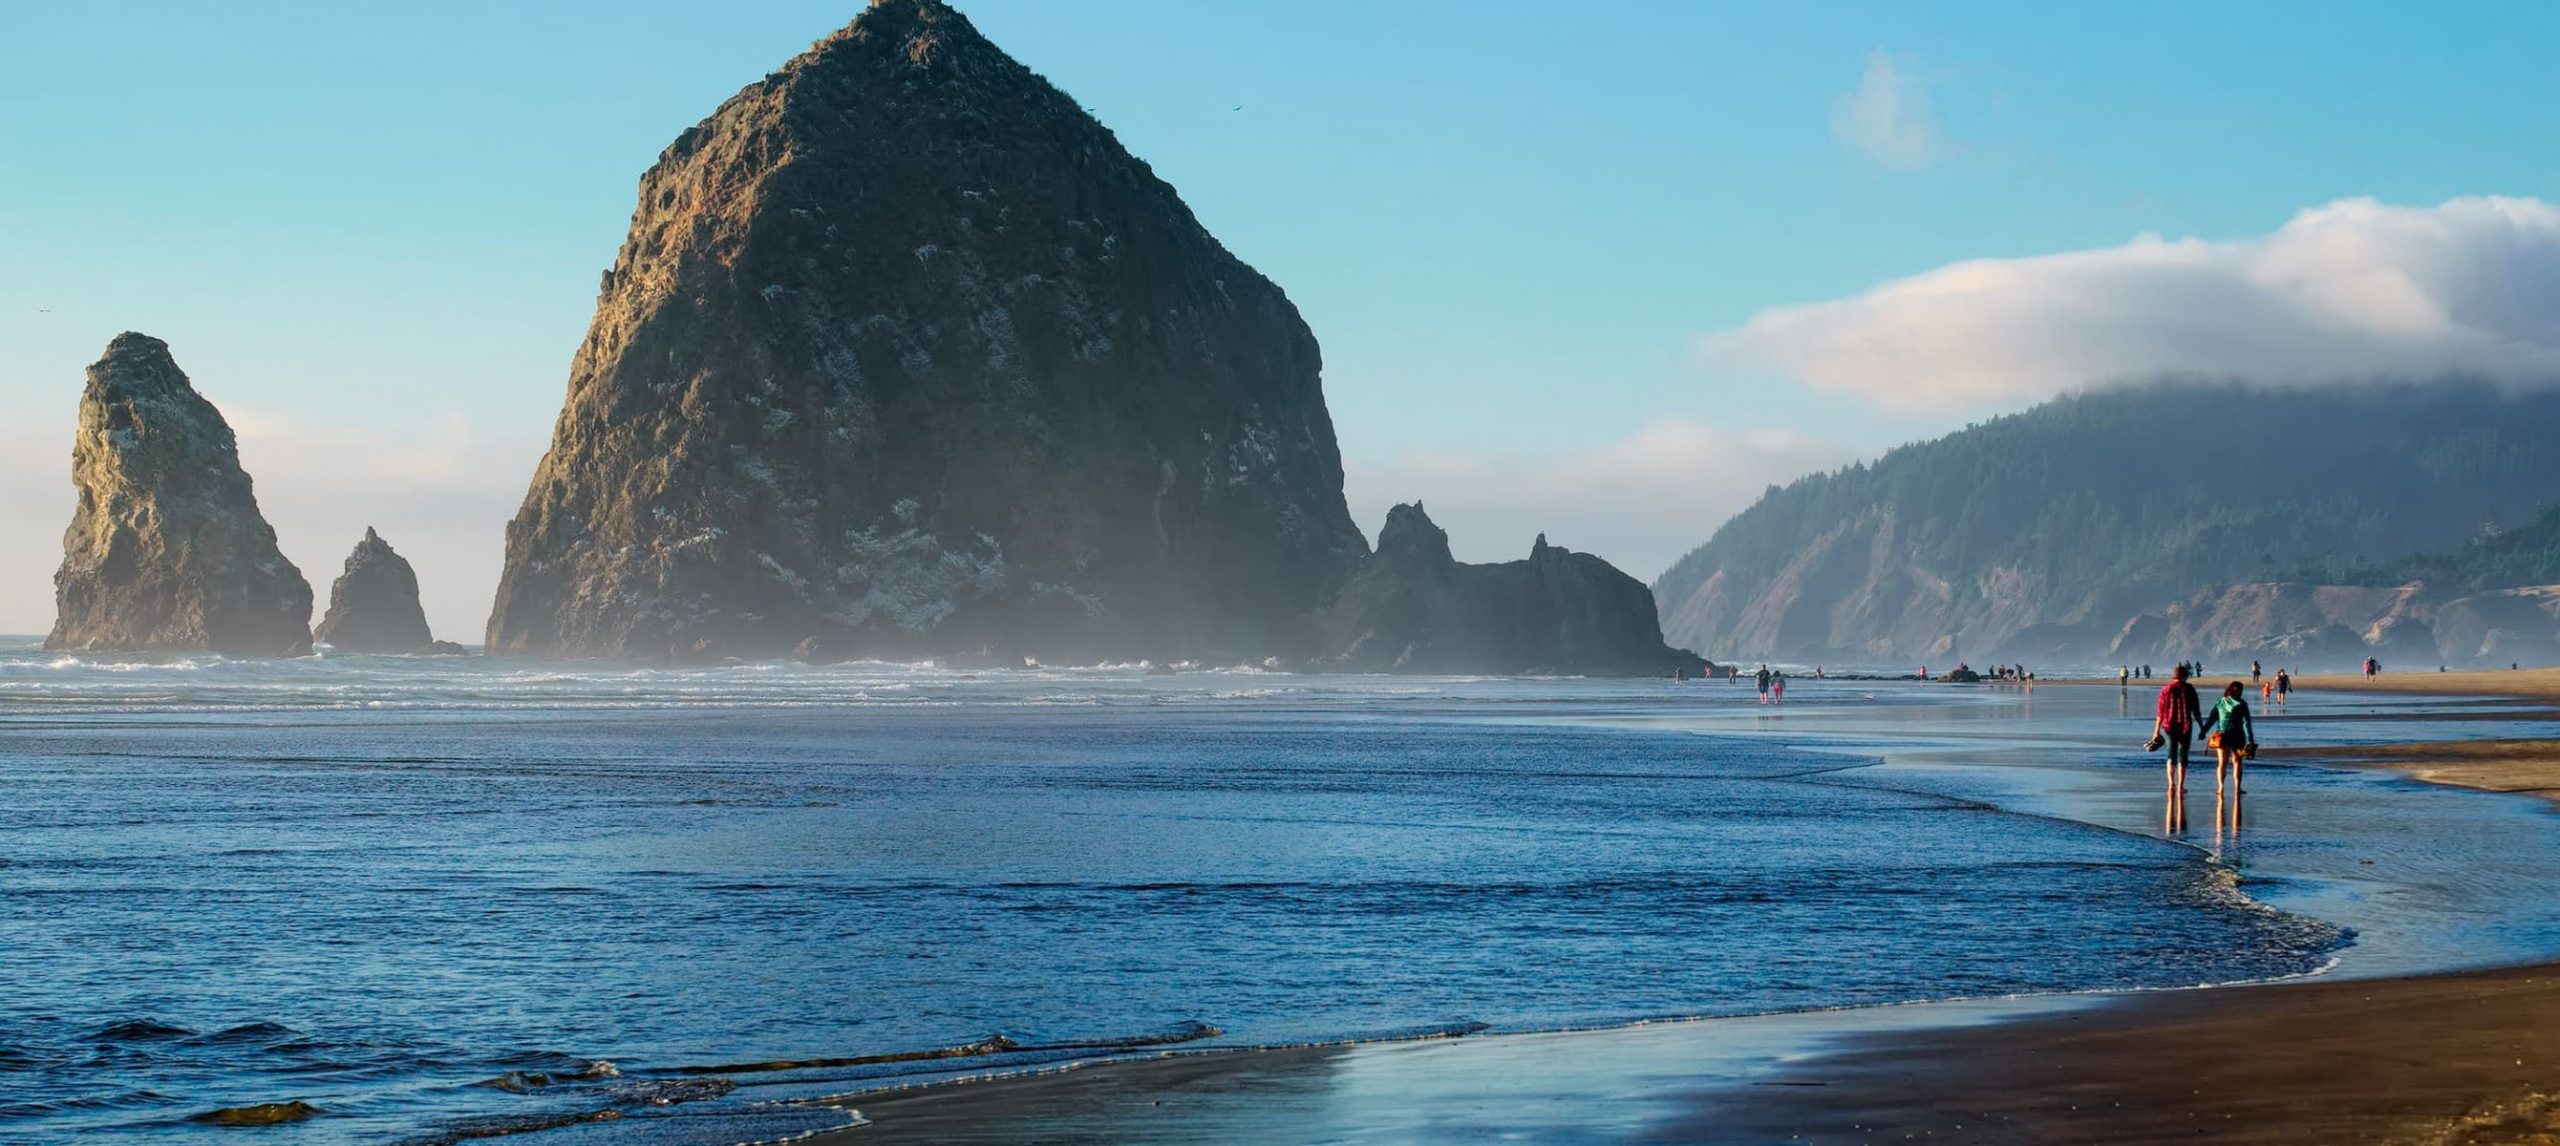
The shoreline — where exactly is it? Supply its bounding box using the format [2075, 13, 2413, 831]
[798, 675, 2560, 1143]
[1700, 672, 2560, 1144]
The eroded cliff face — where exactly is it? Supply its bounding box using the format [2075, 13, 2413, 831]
[1317, 504, 1708, 676]
[1657, 508, 2056, 665]
[315, 528, 442, 653]
[488, 0, 1365, 663]
[2110, 581, 2560, 670]
[48, 333, 312, 657]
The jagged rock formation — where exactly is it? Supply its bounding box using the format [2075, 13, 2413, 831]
[47, 333, 312, 656]
[315, 528, 450, 653]
[487, 0, 1365, 663]
[1316, 504, 1709, 676]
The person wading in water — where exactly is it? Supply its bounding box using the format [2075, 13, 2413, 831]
[2148, 664, 2203, 830]
[2202, 679, 2259, 823]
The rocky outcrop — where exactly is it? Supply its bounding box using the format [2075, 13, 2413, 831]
[47, 333, 312, 657]
[1315, 504, 1709, 676]
[2430, 589, 2560, 666]
[315, 528, 446, 653]
[1655, 382, 2560, 665]
[487, 0, 1365, 663]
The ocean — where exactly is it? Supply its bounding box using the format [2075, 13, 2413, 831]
[5, 647, 2552, 1144]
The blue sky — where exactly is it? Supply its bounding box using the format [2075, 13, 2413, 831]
[5, 1, 2558, 638]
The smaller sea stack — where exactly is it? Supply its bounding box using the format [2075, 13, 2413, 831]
[315, 528, 449, 653]
[48, 333, 312, 657]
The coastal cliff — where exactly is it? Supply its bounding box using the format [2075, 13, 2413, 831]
[1656, 382, 2560, 665]
[316, 528, 457, 654]
[47, 333, 313, 657]
[487, 0, 1365, 663]
[1318, 504, 1709, 676]
[2109, 579, 2560, 669]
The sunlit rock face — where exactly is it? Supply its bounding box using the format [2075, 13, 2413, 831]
[48, 333, 312, 657]
[488, 0, 1365, 663]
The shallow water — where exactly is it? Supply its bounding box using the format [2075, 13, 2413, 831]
[0, 651, 2546, 1143]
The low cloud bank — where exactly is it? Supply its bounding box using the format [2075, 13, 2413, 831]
[1708, 196, 2560, 406]
[1345, 422, 1856, 585]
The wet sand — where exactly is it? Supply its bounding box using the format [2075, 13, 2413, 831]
[1713, 679, 2560, 1144]
[2273, 738, 2560, 800]
[1696, 961, 2560, 1145]
[809, 679, 2560, 1144]
[2299, 667, 2560, 701]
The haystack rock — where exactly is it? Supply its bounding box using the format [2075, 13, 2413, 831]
[1316, 504, 1710, 676]
[315, 528, 453, 654]
[487, 0, 1366, 663]
[47, 333, 312, 656]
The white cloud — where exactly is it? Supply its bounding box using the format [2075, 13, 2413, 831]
[1345, 422, 1857, 582]
[1705, 196, 2560, 407]
[1832, 52, 1939, 169]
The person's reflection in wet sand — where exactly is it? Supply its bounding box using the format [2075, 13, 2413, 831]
[2166, 785, 2187, 834]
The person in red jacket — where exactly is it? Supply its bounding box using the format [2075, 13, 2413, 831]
[2150, 663, 2203, 819]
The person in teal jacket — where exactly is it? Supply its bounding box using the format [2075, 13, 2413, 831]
[2202, 680, 2257, 799]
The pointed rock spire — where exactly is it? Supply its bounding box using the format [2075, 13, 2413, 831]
[315, 528, 440, 653]
[47, 333, 313, 656]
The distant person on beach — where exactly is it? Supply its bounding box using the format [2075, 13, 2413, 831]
[2275, 669, 2292, 705]
[2150, 664, 2202, 801]
[2365, 657, 2380, 679]
[1772, 670, 1787, 703]
[2251, 660, 2262, 685]
[1756, 665, 1771, 704]
[2120, 666, 2131, 687]
[2203, 680, 2257, 798]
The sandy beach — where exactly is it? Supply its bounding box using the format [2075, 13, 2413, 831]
[802, 674, 2560, 1144]
[1684, 677, 2560, 1144]
[1659, 676, 2560, 1144]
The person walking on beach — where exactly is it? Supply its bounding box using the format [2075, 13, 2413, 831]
[2150, 664, 2202, 813]
[2251, 660, 2262, 686]
[2365, 657, 2380, 680]
[2202, 680, 2258, 800]
[2276, 669, 2291, 705]
[1771, 670, 1787, 703]
[1755, 665, 1771, 704]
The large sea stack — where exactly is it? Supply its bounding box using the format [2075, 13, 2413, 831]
[47, 333, 313, 656]
[487, 0, 1366, 663]
[1318, 504, 1709, 676]
[315, 528, 447, 653]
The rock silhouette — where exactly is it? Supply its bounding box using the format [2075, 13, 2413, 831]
[315, 528, 445, 653]
[1318, 504, 1709, 676]
[47, 333, 312, 657]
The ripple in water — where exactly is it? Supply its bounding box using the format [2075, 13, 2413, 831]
[0, 650, 2368, 1142]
